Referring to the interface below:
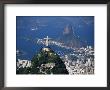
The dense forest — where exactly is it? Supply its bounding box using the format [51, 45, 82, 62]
[16, 47, 68, 74]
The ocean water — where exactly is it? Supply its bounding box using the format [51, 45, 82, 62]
[16, 16, 94, 60]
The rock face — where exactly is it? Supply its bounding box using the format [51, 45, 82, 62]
[60, 24, 81, 48]
[63, 24, 73, 36]
[17, 46, 69, 74]
[31, 46, 69, 74]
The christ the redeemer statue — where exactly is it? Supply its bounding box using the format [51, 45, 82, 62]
[44, 36, 51, 46]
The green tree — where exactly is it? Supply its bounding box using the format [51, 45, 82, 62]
[17, 47, 69, 74]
